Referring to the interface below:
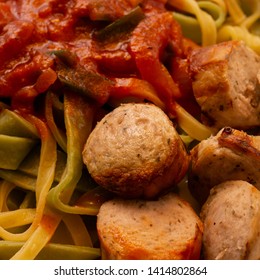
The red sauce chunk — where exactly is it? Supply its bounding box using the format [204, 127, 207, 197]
[0, 0, 200, 117]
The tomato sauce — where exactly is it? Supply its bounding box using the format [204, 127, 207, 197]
[0, 0, 200, 117]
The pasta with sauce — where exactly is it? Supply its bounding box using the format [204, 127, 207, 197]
[0, 0, 259, 260]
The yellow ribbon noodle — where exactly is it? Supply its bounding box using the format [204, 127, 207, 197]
[169, 0, 260, 54]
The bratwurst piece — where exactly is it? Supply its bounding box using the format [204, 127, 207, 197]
[97, 192, 203, 260]
[201, 180, 260, 260]
[189, 40, 260, 132]
[83, 103, 189, 198]
[188, 127, 260, 204]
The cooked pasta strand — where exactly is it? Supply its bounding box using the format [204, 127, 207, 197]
[0, 209, 35, 229]
[10, 209, 61, 260]
[241, 9, 260, 29]
[198, 1, 226, 28]
[19, 191, 35, 209]
[0, 241, 100, 260]
[0, 181, 15, 212]
[217, 25, 260, 54]
[0, 117, 57, 242]
[175, 104, 213, 141]
[62, 214, 93, 247]
[45, 91, 67, 153]
[11, 93, 96, 259]
[224, 0, 246, 24]
[169, 0, 217, 45]
[47, 92, 97, 215]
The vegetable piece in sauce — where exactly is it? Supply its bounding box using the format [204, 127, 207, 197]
[94, 6, 145, 43]
[55, 52, 114, 105]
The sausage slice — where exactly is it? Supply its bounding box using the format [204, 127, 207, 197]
[201, 180, 260, 260]
[97, 192, 203, 259]
[189, 40, 260, 131]
[83, 103, 189, 198]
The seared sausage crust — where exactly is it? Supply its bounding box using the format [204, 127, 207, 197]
[97, 192, 203, 260]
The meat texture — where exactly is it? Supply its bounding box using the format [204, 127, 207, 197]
[83, 102, 189, 199]
[97, 192, 203, 260]
[189, 40, 260, 132]
[201, 180, 260, 260]
[188, 127, 260, 204]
